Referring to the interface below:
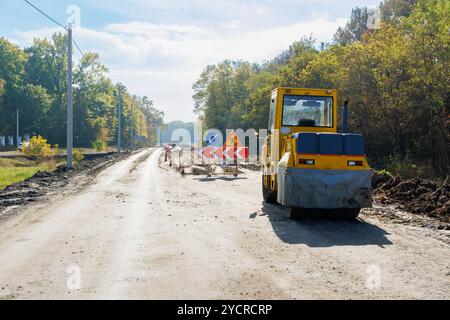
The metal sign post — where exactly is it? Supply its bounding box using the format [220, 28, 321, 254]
[16, 109, 19, 148]
[234, 135, 238, 177]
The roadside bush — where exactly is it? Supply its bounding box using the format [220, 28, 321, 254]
[73, 149, 84, 163]
[52, 144, 60, 156]
[92, 140, 107, 152]
[377, 169, 393, 178]
[22, 135, 52, 162]
[386, 156, 434, 179]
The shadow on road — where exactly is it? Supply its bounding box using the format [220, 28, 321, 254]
[260, 202, 393, 248]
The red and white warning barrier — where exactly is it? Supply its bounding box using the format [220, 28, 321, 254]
[195, 147, 248, 160]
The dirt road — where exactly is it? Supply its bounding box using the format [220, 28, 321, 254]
[0, 148, 448, 299]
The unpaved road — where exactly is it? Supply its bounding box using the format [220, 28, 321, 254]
[0, 148, 448, 299]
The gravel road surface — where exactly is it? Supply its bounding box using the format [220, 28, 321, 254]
[0, 148, 448, 299]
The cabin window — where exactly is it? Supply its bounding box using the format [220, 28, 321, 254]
[268, 95, 277, 132]
[282, 95, 333, 128]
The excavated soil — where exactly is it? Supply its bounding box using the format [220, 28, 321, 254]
[373, 173, 450, 223]
[0, 152, 130, 213]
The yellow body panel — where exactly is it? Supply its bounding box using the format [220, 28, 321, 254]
[294, 155, 370, 170]
[289, 136, 371, 170]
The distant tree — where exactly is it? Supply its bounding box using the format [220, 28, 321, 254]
[333, 7, 370, 45]
[136, 95, 164, 145]
[0, 79, 6, 132]
[160, 121, 194, 144]
[0, 33, 164, 149]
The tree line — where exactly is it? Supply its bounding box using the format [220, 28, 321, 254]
[192, 0, 449, 177]
[0, 33, 164, 149]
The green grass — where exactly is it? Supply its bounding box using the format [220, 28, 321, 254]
[0, 158, 57, 190]
[0, 166, 45, 189]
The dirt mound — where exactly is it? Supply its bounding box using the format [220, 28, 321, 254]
[240, 163, 262, 172]
[0, 152, 130, 211]
[373, 173, 450, 222]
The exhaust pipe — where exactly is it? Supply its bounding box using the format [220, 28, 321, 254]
[341, 99, 349, 133]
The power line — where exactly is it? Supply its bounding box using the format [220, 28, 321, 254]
[23, 0, 85, 57]
[72, 38, 85, 57]
[23, 0, 67, 30]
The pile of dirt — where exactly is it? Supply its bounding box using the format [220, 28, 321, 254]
[240, 163, 262, 172]
[373, 173, 450, 222]
[0, 152, 130, 211]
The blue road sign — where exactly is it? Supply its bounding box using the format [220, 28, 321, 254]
[205, 132, 221, 147]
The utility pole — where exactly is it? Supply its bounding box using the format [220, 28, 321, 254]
[159, 125, 162, 146]
[16, 108, 19, 148]
[66, 25, 73, 169]
[131, 103, 134, 151]
[117, 87, 122, 152]
[255, 130, 259, 164]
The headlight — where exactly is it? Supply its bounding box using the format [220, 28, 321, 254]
[300, 159, 315, 165]
[348, 160, 363, 166]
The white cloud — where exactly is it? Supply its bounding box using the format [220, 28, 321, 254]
[13, 16, 346, 122]
[256, 6, 271, 15]
[224, 20, 242, 30]
[104, 22, 209, 37]
[15, 27, 62, 45]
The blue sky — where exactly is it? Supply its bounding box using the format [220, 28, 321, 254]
[2, 0, 381, 122]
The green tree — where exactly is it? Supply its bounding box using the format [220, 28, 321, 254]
[381, 0, 418, 22]
[73, 52, 114, 146]
[18, 84, 53, 135]
[0, 33, 164, 150]
[0, 38, 27, 135]
[0, 79, 6, 132]
[192, 0, 449, 176]
[402, 0, 450, 173]
[24, 33, 68, 144]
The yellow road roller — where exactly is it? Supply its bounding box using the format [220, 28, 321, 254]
[261, 87, 374, 219]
